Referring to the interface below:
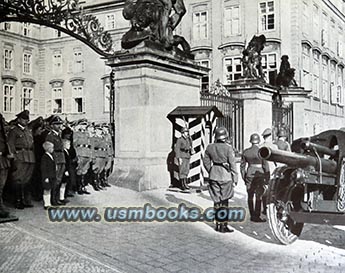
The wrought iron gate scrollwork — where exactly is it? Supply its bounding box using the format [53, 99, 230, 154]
[0, 0, 114, 57]
[201, 80, 244, 153]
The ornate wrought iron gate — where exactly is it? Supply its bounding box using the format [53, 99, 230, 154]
[272, 101, 293, 142]
[200, 83, 244, 153]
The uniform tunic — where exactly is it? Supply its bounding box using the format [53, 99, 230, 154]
[174, 136, 193, 179]
[203, 142, 238, 203]
[275, 139, 291, 151]
[92, 135, 107, 173]
[74, 130, 93, 176]
[8, 124, 35, 185]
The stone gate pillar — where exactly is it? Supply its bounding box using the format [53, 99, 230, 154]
[105, 41, 207, 191]
[227, 79, 278, 145]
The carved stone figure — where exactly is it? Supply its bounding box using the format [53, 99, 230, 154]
[241, 35, 266, 79]
[121, 0, 190, 52]
[275, 55, 298, 87]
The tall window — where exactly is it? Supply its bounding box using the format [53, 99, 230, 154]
[4, 49, 13, 70]
[74, 49, 83, 73]
[52, 87, 63, 113]
[313, 5, 319, 43]
[321, 13, 328, 47]
[23, 23, 30, 36]
[22, 87, 33, 112]
[224, 6, 240, 36]
[313, 51, 320, 97]
[330, 20, 336, 52]
[104, 84, 110, 112]
[336, 66, 344, 105]
[193, 11, 208, 40]
[106, 14, 116, 30]
[338, 27, 344, 57]
[23, 53, 31, 74]
[224, 57, 242, 84]
[72, 86, 84, 113]
[196, 60, 210, 92]
[53, 51, 62, 75]
[3, 84, 14, 113]
[302, 2, 309, 35]
[259, 1, 275, 31]
[302, 45, 311, 90]
[262, 53, 277, 85]
[321, 57, 329, 101]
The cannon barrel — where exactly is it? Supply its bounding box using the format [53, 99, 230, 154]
[301, 141, 338, 157]
[258, 147, 337, 174]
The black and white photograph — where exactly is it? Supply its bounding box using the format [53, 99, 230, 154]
[1, 0, 345, 272]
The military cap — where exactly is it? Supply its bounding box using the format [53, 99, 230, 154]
[45, 115, 56, 124]
[77, 118, 88, 125]
[94, 124, 103, 130]
[101, 123, 109, 128]
[16, 110, 30, 120]
[262, 128, 272, 137]
[50, 115, 64, 125]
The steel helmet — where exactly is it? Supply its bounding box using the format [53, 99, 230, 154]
[181, 127, 189, 133]
[215, 127, 229, 141]
[249, 133, 260, 144]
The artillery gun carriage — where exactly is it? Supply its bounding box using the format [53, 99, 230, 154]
[258, 130, 345, 244]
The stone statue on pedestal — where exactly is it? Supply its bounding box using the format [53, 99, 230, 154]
[241, 34, 266, 80]
[275, 55, 298, 88]
[121, 0, 190, 52]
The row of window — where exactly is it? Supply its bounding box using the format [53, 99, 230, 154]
[3, 48, 84, 75]
[192, 1, 274, 40]
[2, 84, 86, 114]
[3, 22, 30, 37]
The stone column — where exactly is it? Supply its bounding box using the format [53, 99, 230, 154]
[105, 42, 207, 191]
[227, 80, 277, 146]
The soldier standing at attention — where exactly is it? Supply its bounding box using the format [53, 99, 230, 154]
[102, 123, 113, 187]
[45, 116, 67, 205]
[240, 133, 269, 222]
[73, 119, 92, 195]
[275, 128, 291, 151]
[8, 110, 35, 209]
[0, 113, 11, 217]
[174, 127, 194, 190]
[203, 127, 238, 233]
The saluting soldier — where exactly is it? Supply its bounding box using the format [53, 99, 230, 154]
[174, 127, 194, 190]
[45, 115, 67, 205]
[7, 110, 35, 209]
[203, 127, 238, 233]
[240, 133, 269, 222]
[73, 119, 92, 195]
[0, 113, 11, 217]
[275, 128, 291, 151]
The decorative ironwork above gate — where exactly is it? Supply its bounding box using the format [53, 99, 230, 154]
[0, 0, 115, 57]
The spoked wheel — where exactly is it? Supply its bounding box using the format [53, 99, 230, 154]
[267, 199, 304, 245]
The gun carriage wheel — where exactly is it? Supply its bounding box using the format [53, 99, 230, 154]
[266, 167, 304, 244]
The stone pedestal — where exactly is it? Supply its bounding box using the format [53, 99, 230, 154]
[227, 80, 278, 145]
[105, 42, 207, 191]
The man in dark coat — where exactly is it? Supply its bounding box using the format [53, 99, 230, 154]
[174, 127, 194, 190]
[7, 110, 35, 209]
[0, 113, 11, 217]
[203, 127, 238, 233]
[240, 133, 269, 222]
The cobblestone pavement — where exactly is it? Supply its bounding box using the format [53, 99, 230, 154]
[1, 180, 345, 273]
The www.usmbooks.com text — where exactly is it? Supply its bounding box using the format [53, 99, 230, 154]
[47, 203, 246, 222]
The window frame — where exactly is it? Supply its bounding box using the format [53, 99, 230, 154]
[223, 5, 241, 37]
[259, 1, 275, 32]
[223, 56, 242, 84]
[3, 84, 15, 113]
[192, 10, 208, 41]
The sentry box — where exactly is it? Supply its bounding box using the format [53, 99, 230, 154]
[167, 106, 223, 189]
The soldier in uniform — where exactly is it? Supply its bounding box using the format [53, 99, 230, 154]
[45, 115, 67, 205]
[275, 128, 291, 151]
[102, 123, 113, 187]
[174, 127, 194, 190]
[73, 119, 92, 195]
[240, 133, 269, 222]
[7, 110, 35, 209]
[0, 113, 11, 217]
[203, 127, 238, 233]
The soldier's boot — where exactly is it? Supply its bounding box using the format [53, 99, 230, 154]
[179, 179, 186, 190]
[81, 176, 91, 195]
[181, 179, 189, 190]
[214, 202, 220, 231]
[101, 171, 111, 187]
[184, 178, 190, 189]
[22, 183, 33, 208]
[90, 172, 100, 191]
[262, 196, 267, 215]
[15, 184, 24, 210]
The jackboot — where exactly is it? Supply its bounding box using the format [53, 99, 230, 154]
[184, 178, 190, 189]
[219, 223, 234, 233]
